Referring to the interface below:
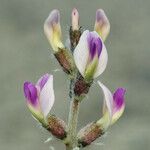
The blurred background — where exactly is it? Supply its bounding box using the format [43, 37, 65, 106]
[0, 0, 150, 149]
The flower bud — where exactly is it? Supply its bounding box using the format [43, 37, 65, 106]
[44, 9, 64, 52]
[71, 8, 79, 31]
[70, 8, 81, 51]
[94, 9, 110, 41]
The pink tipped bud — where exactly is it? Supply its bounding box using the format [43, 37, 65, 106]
[94, 9, 110, 41]
[71, 8, 79, 30]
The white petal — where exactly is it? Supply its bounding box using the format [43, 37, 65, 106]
[39, 75, 55, 118]
[98, 81, 113, 123]
[94, 37, 108, 78]
[73, 30, 90, 76]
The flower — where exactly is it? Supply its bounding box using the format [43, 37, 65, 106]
[94, 9, 110, 41]
[73, 30, 108, 81]
[97, 81, 126, 130]
[44, 9, 64, 52]
[71, 8, 79, 31]
[23, 74, 55, 124]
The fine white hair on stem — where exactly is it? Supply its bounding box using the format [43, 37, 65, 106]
[44, 136, 53, 143]
[94, 142, 105, 146]
[50, 53, 55, 59]
[52, 69, 61, 72]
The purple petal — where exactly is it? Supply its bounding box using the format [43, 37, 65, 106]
[36, 74, 50, 90]
[113, 88, 126, 113]
[96, 38, 103, 57]
[88, 32, 102, 60]
[24, 82, 38, 106]
[96, 9, 105, 23]
[46, 9, 60, 27]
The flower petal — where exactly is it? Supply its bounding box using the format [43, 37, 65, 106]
[111, 88, 126, 124]
[23, 82, 43, 120]
[36, 73, 50, 90]
[73, 30, 90, 76]
[98, 81, 113, 121]
[44, 9, 64, 52]
[24, 82, 38, 107]
[96, 81, 113, 130]
[88, 32, 102, 60]
[39, 75, 55, 118]
[86, 31, 108, 78]
[93, 40, 108, 78]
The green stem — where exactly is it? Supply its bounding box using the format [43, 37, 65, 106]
[65, 27, 82, 150]
[66, 99, 80, 150]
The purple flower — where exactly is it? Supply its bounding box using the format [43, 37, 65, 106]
[97, 81, 126, 130]
[23, 74, 55, 122]
[74, 30, 108, 80]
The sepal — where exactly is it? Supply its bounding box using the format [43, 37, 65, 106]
[47, 115, 67, 140]
[77, 122, 104, 147]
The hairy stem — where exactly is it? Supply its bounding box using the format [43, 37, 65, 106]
[65, 27, 82, 150]
[66, 99, 80, 150]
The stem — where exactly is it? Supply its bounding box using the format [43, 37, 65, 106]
[66, 99, 80, 150]
[65, 27, 82, 150]
[69, 79, 74, 99]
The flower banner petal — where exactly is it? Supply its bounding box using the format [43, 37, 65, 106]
[74, 30, 90, 76]
[98, 81, 113, 121]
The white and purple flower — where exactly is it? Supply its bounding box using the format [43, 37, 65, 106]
[97, 81, 126, 130]
[74, 30, 108, 81]
[23, 74, 55, 124]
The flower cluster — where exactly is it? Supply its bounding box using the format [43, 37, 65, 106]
[23, 8, 126, 149]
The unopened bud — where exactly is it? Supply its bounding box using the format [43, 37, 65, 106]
[72, 8, 79, 31]
[44, 9, 64, 52]
[94, 9, 110, 41]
